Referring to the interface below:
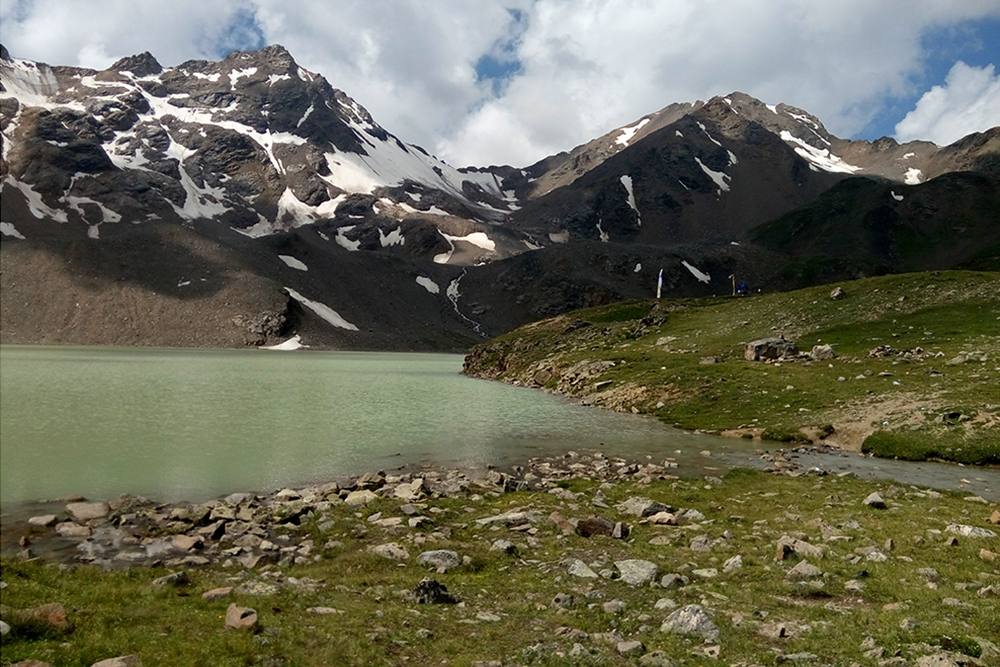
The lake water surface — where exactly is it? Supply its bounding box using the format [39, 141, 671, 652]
[0, 346, 748, 506]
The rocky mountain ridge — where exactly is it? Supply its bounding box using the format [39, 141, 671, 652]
[2, 44, 997, 350]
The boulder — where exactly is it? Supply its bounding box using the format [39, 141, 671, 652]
[862, 492, 887, 509]
[344, 490, 378, 507]
[90, 657, 140, 667]
[417, 550, 460, 571]
[576, 515, 615, 537]
[414, 578, 458, 604]
[370, 542, 409, 560]
[55, 522, 92, 538]
[661, 604, 719, 642]
[224, 604, 259, 632]
[810, 344, 836, 360]
[946, 524, 997, 538]
[786, 560, 823, 579]
[66, 502, 109, 521]
[615, 559, 659, 586]
[27, 515, 58, 527]
[567, 559, 600, 578]
[775, 536, 824, 560]
[745, 337, 798, 361]
[201, 587, 233, 601]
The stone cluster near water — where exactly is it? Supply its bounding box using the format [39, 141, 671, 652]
[3, 452, 999, 666]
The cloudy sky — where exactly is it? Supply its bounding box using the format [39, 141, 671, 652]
[2, 0, 999, 167]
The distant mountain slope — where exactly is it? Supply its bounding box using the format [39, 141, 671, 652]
[1, 44, 997, 350]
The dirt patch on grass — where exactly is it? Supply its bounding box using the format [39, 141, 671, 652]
[826, 392, 943, 451]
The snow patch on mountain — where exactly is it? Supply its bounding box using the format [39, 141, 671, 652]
[4, 176, 69, 222]
[379, 227, 405, 247]
[285, 287, 358, 331]
[694, 157, 731, 194]
[335, 226, 361, 251]
[263, 335, 305, 350]
[279, 255, 309, 271]
[891, 191, 904, 202]
[0, 222, 26, 239]
[681, 260, 711, 284]
[904, 168, 923, 185]
[620, 175, 640, 225]
[779, 131, 861, 174]
[615, 118, 650, 147]
[416, 276, 440, 294]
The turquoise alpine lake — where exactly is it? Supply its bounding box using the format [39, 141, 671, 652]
[0, 345, 746, 506]
[2, 346, 997, 508]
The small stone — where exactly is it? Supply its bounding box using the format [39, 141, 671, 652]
[576, 515, 615, 537]
[692, 568, 718, 578]
[152, 571, 189, 587]
[640, 651, 677, 667]
[661, 604, 719, 642]
[90, 657, 140, 667]
[306, 606, 344, 615]
[616, 559, 659, 586]
[27, 515, 58, 527]
[224, 603, 259, 632]
[567, 559, 600, 578]
[344, 490, 378, 507]
[862, 492, 887, 509]
[980, 549, 997, 561]
[0, 620, 9, 635]
[989, 510, 1000, 525]
[171, 535, 203, 552]
[552, 592, 575, 608]
[416, 550, 460, 571]
[899, 618, 918, 630]
[201, 587, 233, 601]
[55, 522, 92, 538]
[414, 578, 458, 604]
[370, 543, 409, 560]
[490, 539, 517, 554]
[66, 501, 109, 521]
[612, 521, 630, 539]
[786, 560, 822, 579]
[775, 536, 823, 560]
[654, 598, 677, 610]
[946, 523, 997, 538]
[648, 511, 678, 525]
[660, 573, 687, 589]
[723, 554, 743, 572]
[603, 599, 627, 614]
[617, 640, 645, 655]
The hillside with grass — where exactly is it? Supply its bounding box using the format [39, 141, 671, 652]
[463, 271, 1000, 464]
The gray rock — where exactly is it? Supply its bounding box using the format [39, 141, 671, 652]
[915, 655, 963, 667]
[615, 559, 659, 586]
[567, 558, 600, 578]
[775, 536, 823, 560]
[90, 657, 140, 667]
[552, 592, 575, 608]
[615, 497, 673, 517]
[370, 542, 409, 560]
[202, 587, 233, 601]
[661, 604, 719, 642]
[417, 550, 460, 571]
[863, 492, 887, 509]
[786, 560, 822, 579]
[660, 573, 688, 589]
[151, 571, 189, 587]
[640, 651, 677, 666]
[723, 554, 743, 572]
[603, 599, 626, 614]
[66, 501, 109, 521]
[745, 337, 798, 361]
[344, 490, 378, 507]
[414, 578, 458, 604]
[810, 344, 836, 360]
[617, 640, 645, 655]
[27, 515, 58, 527]
[55, 522, 92, 538]
[224, 604, 259, 632]
[946, 523, 997, 538]
[0, 620, 9, 636]
[490, 539, 517, 555]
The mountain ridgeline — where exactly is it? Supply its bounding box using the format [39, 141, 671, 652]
[1, 44, 997, 350]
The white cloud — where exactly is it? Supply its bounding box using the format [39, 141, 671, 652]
[2, 0, 999, 166]
[895, 61, 1000, 146]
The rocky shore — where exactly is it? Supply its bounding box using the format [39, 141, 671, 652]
[3, 450, 999, 667]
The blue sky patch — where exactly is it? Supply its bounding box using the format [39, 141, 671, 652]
[856, 17, 1000, 141]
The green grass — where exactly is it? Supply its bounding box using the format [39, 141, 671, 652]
[3, 471, 998, 666]
[464, 271, 1000, 463]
